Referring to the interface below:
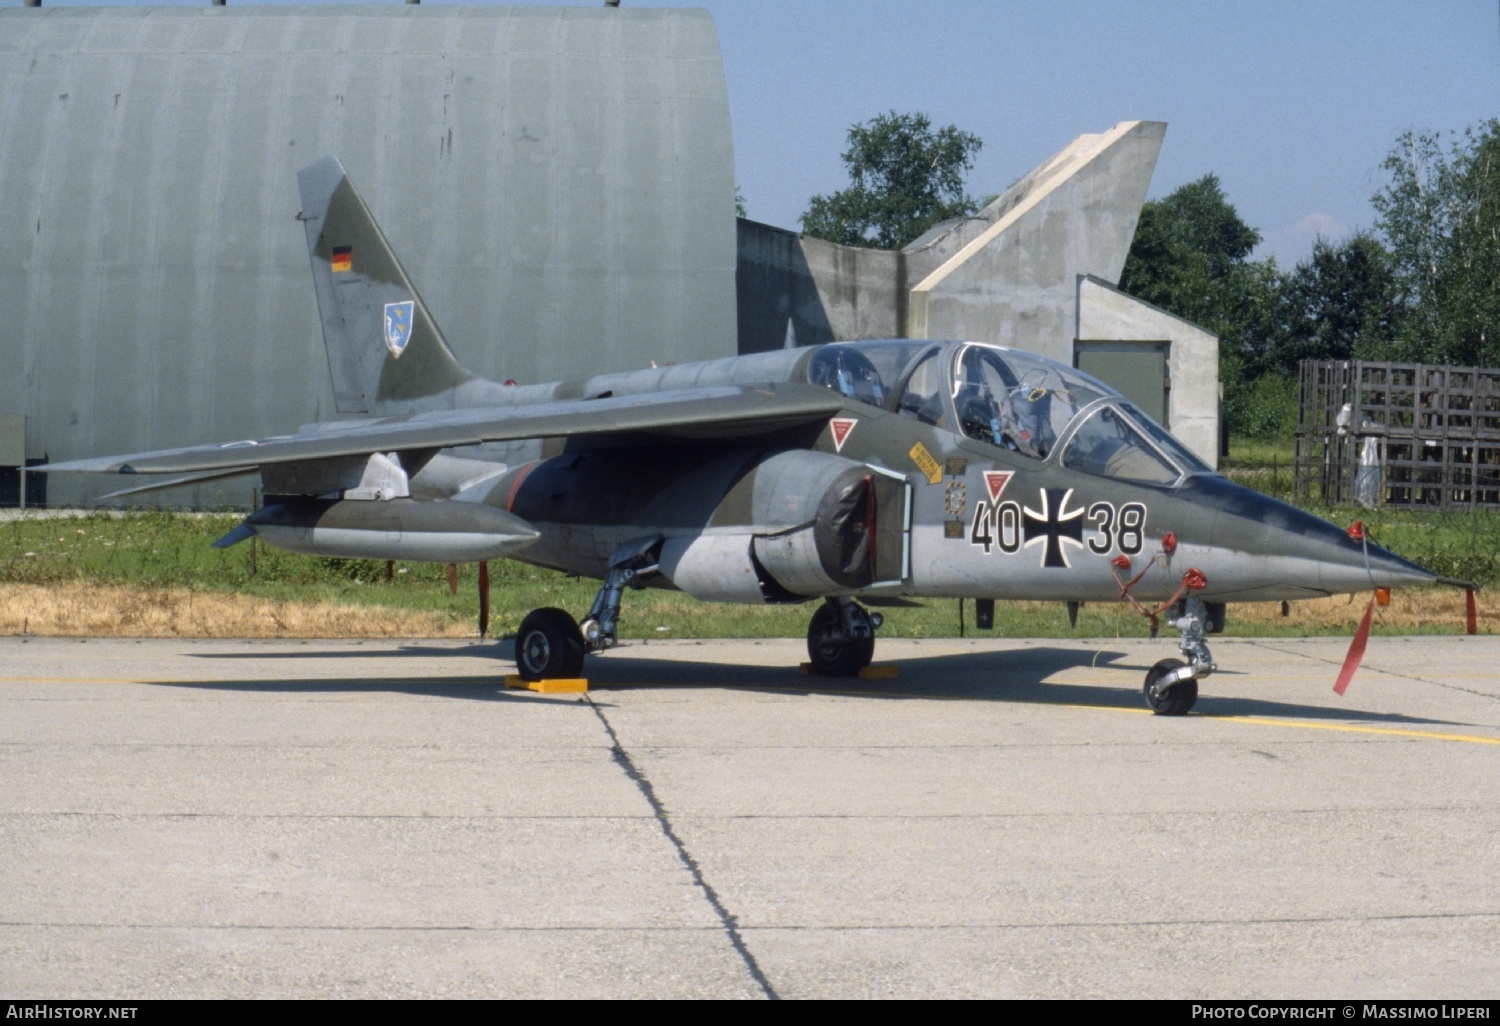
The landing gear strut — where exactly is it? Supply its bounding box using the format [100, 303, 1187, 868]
[1143, 596, 1215, 716]
[805, 597, 883, 677]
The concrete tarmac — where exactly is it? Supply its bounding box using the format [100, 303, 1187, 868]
[1, 633, 1497, 999]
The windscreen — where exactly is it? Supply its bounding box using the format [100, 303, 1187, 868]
[1062, 404, 1182, 485]
[1118, 402, 1213, 474]
[951, 344, 1107, 459]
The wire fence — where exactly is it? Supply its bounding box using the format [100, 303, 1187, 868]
[1219, 457, 1296, 504]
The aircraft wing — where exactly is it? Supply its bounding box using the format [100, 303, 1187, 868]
[46, 384, 848, 475]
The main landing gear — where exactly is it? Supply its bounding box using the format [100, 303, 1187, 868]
[515, 586, 887, 682]
[514, 541, 660, 682]
[1143, 596, 1216, 716]
[805, 597, 883, 677]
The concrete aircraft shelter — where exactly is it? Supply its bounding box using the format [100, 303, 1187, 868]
[0, 3, 736, 506]
[0, 4, 1218, 507]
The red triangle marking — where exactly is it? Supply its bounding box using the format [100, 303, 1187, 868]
[983, 470, 1014, 503]
[830, 418, 857, 452]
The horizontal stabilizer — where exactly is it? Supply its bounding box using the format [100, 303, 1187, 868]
[211, 523, 257, 550]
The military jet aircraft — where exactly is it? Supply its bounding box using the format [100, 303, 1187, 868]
[47, 156, 1440, 715]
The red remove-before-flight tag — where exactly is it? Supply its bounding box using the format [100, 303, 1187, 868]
[1333, 597, 1376, 697]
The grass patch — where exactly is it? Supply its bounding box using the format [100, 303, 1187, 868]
[1223, 434, 1295, 466]
[1220, 435, 1299, 502]
[0, 507, 1491, 639]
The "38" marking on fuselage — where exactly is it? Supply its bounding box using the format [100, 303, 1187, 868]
[970, 492, 1146, 568]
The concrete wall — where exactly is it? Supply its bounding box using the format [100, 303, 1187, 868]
[735, 119, 1221, 457]
[736, 219, 901, 353]
[1077, 275, 1219, 468]
[906, 121, 1164, 364]
[737, 120, 1169, 366]
[0, 5, 735, 505]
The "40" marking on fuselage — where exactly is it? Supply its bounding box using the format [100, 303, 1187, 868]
[969, 491, 1146, 569]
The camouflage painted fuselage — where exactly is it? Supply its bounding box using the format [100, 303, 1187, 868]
[433, 340, 1430, 607]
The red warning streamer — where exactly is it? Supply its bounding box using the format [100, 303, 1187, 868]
[1333, 597, 1375, 697]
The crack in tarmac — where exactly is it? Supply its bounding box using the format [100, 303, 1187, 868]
[585, 696, 779, 1000]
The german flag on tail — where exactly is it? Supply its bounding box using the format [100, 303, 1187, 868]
[331, 246, 352, 273]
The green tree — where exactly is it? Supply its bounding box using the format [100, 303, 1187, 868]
[1118, 173, 1268, 337]
[1373, 119, 1500, 365]
[1119, 174, 1289, 438]
[1271, 232, 1401, 372]
[1120, 175, 1283, 366]
[800, 111, 983, 250]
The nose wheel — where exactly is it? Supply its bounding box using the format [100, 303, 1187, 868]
[805, 598, 881, 677]
[1143, 658, 1198, 716]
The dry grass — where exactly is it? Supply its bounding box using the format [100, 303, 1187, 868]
[1227, 588, 1489, 633]
[0, 583, 474, 639]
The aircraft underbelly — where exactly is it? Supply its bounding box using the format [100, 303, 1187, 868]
[502, 446, 909, 601]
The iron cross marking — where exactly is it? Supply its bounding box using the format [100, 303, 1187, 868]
[1022, 487, 1086, 569]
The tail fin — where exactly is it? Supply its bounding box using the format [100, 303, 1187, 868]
[297, 156, 475, 415]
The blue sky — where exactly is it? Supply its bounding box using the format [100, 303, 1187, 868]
[37, 0, 1500, 267]
[636, 0, 1500, 267]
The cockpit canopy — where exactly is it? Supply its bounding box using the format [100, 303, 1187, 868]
[804, 339, 1212, 486]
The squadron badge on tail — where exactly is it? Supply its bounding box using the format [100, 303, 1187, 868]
[383, 301, 414, 358]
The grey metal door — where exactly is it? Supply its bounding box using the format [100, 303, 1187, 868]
[1076, 342, 1169, 426]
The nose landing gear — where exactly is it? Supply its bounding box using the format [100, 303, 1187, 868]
[805, 597, 883, 677]
[1143, 596, 1216, 716]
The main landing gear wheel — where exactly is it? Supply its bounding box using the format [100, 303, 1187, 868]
[515, 607, 586, 682]
[1143, 658, 1198, 716]
[806, 600, 877, 678]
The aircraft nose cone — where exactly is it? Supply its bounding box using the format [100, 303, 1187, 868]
[1326, 537, 1436, 591]
[1178, 476, 1436, 596]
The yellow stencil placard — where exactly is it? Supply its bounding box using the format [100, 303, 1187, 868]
[908, 441, 942, 484]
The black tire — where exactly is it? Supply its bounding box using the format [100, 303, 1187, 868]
[1143, 658, 1198, 716]
[806, 602, 875, 677]
[515, 607, 585, 682]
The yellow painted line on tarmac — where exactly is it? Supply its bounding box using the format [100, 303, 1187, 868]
[1201, 716, 1500, 746]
